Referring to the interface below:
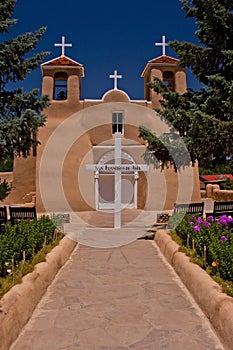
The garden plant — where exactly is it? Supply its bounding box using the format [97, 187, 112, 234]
[0, 215, 63, 297]
[169, 212, 233, 296]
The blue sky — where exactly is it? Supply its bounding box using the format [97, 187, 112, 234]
[9, 0, 201, 99]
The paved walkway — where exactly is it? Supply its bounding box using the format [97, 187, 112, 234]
[10, 239, 224, 350]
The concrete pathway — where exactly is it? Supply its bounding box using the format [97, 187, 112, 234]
[10, 240, 224, 350]
[63, 210, 157, 248]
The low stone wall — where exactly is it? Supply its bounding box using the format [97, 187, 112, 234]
[0, 236, 77, 350]
[155, 230, 233, 350]
[201, 183, 233, 201]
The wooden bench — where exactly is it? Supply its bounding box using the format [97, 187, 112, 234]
[9, 206, 37, 225]
[212, 201, 233, 219]
[174, 202, 204, 216]
[0, 206, 8, 232]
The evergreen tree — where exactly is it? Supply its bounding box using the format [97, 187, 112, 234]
[0, 0, 50, 199]
[139, 0, 233, 171]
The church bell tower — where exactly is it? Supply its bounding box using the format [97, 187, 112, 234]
[141, 36, 187, 108]
[41, 36, 84, 104]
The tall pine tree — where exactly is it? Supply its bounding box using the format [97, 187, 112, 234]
[139, 0, 233, 170]
[0, 0, 50, 199]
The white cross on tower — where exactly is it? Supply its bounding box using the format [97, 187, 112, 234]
[155, 35, 168, 56]
[54, 36, 72, 56]
[109, 70, 122, 90]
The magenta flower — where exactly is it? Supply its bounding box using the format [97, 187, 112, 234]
[218, 215, 228, 225]
[194, 225, 200, 232]
[202, 220, 211, 228]
[197, 217, 202, 224]
[189, 221, 194, 226]
[220, 235, 228, 243]
[207, 215, 214, 221]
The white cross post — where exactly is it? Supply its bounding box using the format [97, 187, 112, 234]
[114, 132, 122, 228]
[109, 70, 122, 90]
[54, 36, 72, 56]
[86, 133, 149, 229]
[155, 35, 168, 56]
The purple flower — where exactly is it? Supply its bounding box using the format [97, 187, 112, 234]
[220, 235, 228, 243]
[207, 215, 214, 221]
[219, 215, 228, 225]
[189, 221, 194, 226]
[194, 225, 200, 232]
[202, 220, 211, 228]
[197, 217, 202, 224]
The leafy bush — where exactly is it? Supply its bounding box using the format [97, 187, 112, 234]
[199, 159, 233, 175]
[0, 179, 12, 201]
[0, 158, 13, 172]
[224, 178, 233, 190]
[0, 216, 57, 277]
[171, 213, 233, 281]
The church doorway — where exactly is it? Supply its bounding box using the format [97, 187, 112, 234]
[94, 151, 138, 210]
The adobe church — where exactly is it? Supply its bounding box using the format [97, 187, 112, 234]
[3, 36, 201, 214]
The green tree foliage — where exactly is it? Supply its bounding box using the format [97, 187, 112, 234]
[0, 179, 12, 200]
[0, 0, 50, 199]
[139, 0, 233, 170]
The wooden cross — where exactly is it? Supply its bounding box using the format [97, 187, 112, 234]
[155, 35, 168, 56]
[54, 36, 72, 56]
[109, 70, 122, 90]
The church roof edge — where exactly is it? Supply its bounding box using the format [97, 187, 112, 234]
[141, 55, 180, 77]
[41, 55, 83, 67]
[102, 89, 131, 102]
[148, 55, 179, 64]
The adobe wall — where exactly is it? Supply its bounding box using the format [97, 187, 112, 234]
[201, 184, 233, 201]
[37, 101, 201, 214]
[2, 156, 36, 205]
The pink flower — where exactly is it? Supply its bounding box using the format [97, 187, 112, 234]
[219, 215, 228, 225]
[194, 225, 200, 232]
[220, 235, 228, 243]
[189, 221, 194, 226]
[202, 220, 211, 228]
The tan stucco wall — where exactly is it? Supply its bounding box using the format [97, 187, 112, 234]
[201, 184, 233, 201]
[2, 156, 36, 205]
[37, 100, 201, 214]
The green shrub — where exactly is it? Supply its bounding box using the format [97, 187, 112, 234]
[224, 178, 233, 190]
[0, 158, 13, 172]
[0, 216, 57, 277]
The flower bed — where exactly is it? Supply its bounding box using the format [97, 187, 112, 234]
[168, 213, 233, 294]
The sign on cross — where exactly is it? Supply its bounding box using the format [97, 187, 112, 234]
[109, 70, 122, 90]
[54, 36, 72, 56]
[86, 132, 149, 228]
[155, 35, 168, 56]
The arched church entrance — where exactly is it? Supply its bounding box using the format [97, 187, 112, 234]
[94, 150, 138, 210]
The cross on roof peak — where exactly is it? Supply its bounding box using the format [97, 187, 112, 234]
[155, 35, 168, 56]
[54, 36, 72, 56]
[109, 70, 122, 90]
